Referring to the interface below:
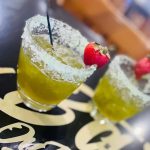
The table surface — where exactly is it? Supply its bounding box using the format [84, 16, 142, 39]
[0, 0, 150, 150]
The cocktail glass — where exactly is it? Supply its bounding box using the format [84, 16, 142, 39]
[91, 55, 150, 122]
[17, 15, 96, 112]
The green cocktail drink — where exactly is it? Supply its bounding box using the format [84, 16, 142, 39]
[17, 15, 96, 112]
[93, 55, 150, 121]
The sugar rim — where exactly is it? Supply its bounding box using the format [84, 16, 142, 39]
[106, 55, 150, 108]
[21, 15, 96, 83]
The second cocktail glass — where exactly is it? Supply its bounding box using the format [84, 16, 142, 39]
[91, 55, 150, 122]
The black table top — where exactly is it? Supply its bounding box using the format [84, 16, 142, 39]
[0, 0, 150, 150]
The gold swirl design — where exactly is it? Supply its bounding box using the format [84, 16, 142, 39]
[0, 122, 70, 150]
[0, 91, 75, 126]
[0, 67, 148, 150]
[75, 120, 133, 150]
[0, 67, 15, 74]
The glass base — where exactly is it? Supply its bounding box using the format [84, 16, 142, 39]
[18, 88, 55, 112]
[90, 102, 113, 125]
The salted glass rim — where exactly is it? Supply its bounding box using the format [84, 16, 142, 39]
[21, 15, 96, 83]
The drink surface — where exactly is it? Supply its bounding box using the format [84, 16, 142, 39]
[17, 35, 84, 105]
[33, 35, 85, 69]
[93, 55, 150, 121]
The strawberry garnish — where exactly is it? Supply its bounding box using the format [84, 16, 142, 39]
[84, 42, 110, 68]
[134, 55, 150, 79]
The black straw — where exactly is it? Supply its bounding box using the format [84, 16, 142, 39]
[46, 11, 53, 46]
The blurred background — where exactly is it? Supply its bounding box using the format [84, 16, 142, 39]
[57, 0, 150, 60]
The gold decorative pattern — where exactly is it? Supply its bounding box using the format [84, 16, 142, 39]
[0, 91, 75, 126]
[0, 67, 15, 74]
[0, 67, 149, 149]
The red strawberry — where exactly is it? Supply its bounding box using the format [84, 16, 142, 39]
[134, 55, 150, 79]
[84, 42, 110, 68]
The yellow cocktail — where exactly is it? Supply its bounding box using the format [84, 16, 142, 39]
[92, 55, 150, 121]
[17, 15, 96, 112]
